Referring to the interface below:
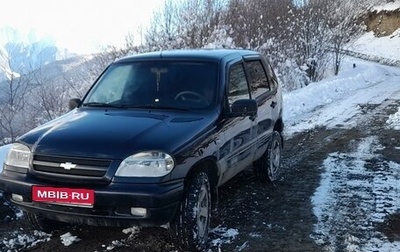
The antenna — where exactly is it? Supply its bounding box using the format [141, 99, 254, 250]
[158, 46, 163, 58]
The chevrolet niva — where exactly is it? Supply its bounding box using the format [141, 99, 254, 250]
[0, 49, 283, 251]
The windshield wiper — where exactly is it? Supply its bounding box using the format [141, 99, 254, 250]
[83, 102, 190, 111]
[123, 104, 190, 111]
[82, 102, 123, 108]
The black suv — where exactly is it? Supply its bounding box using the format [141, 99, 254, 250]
[0, 49, 283, 251]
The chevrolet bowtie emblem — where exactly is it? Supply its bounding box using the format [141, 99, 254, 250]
[60, 162, 77, 170]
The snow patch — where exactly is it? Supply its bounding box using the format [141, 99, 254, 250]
[122, 226, 140, 235]
[235, 241, 249, 251]
[1, 230, 51, 251]
[103, 240, 125, 251]
[387, 107, 400, 130]
[60, 232, 81, 246]
[210, 226, 239, 248]
[373, 0, 400, 12]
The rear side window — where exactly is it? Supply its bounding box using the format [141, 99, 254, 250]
[265, 61, 278, 90]
[227, 63, 250, 106]
[245, 60, 270, 99]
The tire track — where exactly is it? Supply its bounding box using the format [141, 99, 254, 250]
[311, 136, 400, 252]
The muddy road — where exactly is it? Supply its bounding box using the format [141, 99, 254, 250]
[1, 98, 400, 252]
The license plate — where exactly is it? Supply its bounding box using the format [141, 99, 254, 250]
[32, 186, 94, 207]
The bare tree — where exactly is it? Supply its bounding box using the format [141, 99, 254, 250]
[328, 0, 367, 75]
[145, 0, 225, 50]
[0, 61, 31, 142]
[145, 0, 181, 50]
[62, 40, 141, 102]
[62, 54, 111, 100]
[294, 2, 332, 81]
[225, 0, 293, 48]
[28, 69, 71, 125]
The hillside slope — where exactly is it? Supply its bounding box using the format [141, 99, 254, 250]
[350, 1, 400, 64]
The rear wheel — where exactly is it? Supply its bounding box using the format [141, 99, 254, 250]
[171, 171, 211, 251]
[254, 131, 283, 183]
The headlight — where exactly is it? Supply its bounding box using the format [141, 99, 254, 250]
[115, 151, 174, 177]
[4, 143, 31, 171]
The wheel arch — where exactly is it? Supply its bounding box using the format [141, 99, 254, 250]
[274, 118, 284, 147]
[274, 117, 284, 133]
[185, 157, 219, 208]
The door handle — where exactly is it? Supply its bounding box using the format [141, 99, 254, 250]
[270, 101, 277, 108]
[249, 114, 257, 121]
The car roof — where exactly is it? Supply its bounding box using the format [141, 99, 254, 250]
[115, 49, 261, 63]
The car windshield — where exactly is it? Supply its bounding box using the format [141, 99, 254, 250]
[83, 61, 218, 110]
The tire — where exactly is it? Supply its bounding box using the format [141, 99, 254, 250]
[254, 131, 282, 183]
[171, 171, 211, 251]
[25, 212, 62, 232]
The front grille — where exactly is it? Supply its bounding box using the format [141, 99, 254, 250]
[32, 155, 112, 182]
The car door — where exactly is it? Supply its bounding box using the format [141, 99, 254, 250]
[243, 57, 277, 160]
[219, 62, 257, 185]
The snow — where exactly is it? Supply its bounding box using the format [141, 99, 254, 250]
[282, 10, 400, 137]
[372, 0, 400, 12]
[348, 2, 400, 66]
[283, 58, 400, 137]
[210, 226, 240, 248]
[311, 137, 400, 251]
[0, 144, 11, 173]
[387, 107, 400, 130]
[349, 30, 400, 63]
[122, 226, 140, 235]
[1, 230, 51, 251]
[1, 21, 400, 251]
[60, 232, 81, 246]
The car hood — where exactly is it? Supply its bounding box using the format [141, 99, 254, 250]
[19, 108, 217, 160]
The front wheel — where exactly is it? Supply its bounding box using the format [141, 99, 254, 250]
[171, 171, 211, 251]
[254, 131, 283, 183]
[25, 212, 63, 232]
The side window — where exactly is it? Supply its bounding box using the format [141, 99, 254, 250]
[228, 63, 250, 106]
[265, 61, 278, 90]
[246, 60, 270, 98]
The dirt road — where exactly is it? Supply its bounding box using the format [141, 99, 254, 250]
[1, 97, 400, 251]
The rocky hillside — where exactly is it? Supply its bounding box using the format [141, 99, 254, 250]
[363, 3, 400, 37]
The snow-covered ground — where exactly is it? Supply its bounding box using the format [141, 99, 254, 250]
[349, 30, 400, 64]
[312, 136, 400, 252]
[283, 58, 400, 137]
[372, 0, 400, 12]
[349, 1, 400, 64]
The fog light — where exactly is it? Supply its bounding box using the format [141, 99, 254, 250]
[11, 193, 23, 202]
[131, 207, 147, 217]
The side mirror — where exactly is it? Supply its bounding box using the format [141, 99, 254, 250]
[69, 98, 81, 110]
[230, 99, 257, 117]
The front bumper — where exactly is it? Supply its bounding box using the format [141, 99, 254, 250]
[0, 170, 184, 227]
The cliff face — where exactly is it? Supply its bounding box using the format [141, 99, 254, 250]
[363, 8, 400, 37]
